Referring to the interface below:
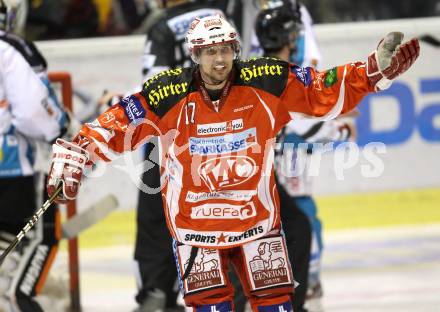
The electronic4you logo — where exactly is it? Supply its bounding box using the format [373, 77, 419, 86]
[197, 119, 244, 136]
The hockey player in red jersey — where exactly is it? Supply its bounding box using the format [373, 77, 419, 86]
[47, 14, 419, 312]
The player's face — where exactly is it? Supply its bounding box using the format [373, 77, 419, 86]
[198, 43, 234, 88]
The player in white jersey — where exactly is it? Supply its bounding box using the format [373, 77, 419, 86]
[0, 0, 68, 310]
[290, 2, 322, 68]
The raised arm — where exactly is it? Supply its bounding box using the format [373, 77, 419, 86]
[281, 32, 419, 120]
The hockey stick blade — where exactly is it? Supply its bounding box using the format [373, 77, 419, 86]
[62, 195, 119, 239]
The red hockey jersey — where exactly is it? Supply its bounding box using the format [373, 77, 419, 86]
[76, 57, 373, 248]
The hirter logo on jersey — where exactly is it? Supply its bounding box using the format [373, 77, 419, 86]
[198, 156, 257, 191]
[197, 119, 243, 136]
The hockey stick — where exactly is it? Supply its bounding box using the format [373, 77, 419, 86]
[61, 194, 119, 239]
[0, 185, 62, 266]
[419, 34, 440, 48]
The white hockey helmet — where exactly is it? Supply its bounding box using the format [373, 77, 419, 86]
[185, 14, 240, 64]
[0, 0, 25, 32]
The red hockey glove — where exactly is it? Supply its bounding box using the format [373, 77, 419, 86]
[367, 32, 420, 91]
[47, 138, 89, 204]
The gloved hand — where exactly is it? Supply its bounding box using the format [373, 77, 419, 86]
[367, 32, 420, 91]
[47, 138, 89, 204]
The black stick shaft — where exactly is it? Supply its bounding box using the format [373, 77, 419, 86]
[0, 186, 62, 265]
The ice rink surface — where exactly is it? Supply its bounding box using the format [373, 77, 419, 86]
[43, 224, 440, 312]
[318, 224, 440, 312]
